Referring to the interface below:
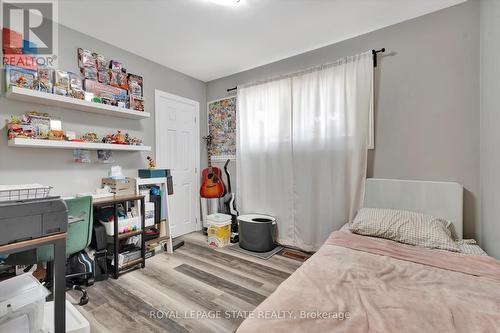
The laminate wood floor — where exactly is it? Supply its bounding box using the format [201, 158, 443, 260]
[68, 232, 303, 333]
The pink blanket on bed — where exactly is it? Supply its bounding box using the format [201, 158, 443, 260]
[237, 231, 500, 333]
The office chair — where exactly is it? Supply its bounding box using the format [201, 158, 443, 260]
[5, 196, 94, 305]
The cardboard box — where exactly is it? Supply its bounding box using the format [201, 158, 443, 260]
[84, 79, 128, 105]
[101, 177, 136, 196]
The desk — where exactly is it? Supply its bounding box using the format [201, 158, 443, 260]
[93, 194, 145, 278]
[0, 232, 66, 333]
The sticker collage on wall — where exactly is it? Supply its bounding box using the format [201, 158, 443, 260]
[207, 96, 237, 161]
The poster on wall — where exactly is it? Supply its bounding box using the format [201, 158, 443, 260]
[207, 96, 237, 161]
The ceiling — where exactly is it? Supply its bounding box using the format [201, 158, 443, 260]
[59, 0, 466, 82]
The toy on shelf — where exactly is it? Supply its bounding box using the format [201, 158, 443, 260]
[101, 130, 143, 146]
[102, 130, 123, 144]
[97, 70, 109, 84]
[147, 156, 156, 169]
[4, 47, 146, 111]
[129, 95, 144, 112]
[127, 74, 143, 97]
[53, 70, 70, 96]
[5, 65, 37, 91]
[48, 130, 65, 141]
[69, 72, 84, 99]
[65, 131, 76, 141]
[127, 136, 143, 146]
[93, 52, 108, 70]
[6, 112, 63, 140]
[84, 79, 128, 107]
[7, 116, 35, 139]
[35, 67, 53, 93]
[109, 60, 122, 72]
[81, 132, 100, 143]
[78, 48, 96, 69]
[26, 112, 51, 139]
[80, 67, 97, 81]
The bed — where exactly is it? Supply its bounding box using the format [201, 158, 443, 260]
[237, 179, 500, 333]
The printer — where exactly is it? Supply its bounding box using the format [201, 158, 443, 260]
[0, 197, 68, 246]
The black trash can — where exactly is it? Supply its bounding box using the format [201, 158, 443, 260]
[238, 214, 276, 252]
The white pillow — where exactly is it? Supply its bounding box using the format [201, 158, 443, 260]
[349, 208, 460, 252]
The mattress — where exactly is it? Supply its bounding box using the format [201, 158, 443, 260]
[237, 231, 500, 333]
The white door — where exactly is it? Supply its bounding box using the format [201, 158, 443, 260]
[155, 90, 200, 237]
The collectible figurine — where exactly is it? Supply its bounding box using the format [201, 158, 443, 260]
[48, 130, 65, 140]
[147, 156, 156, 169]
[81, 132, 99, 142]
[114, 130, 126, 144]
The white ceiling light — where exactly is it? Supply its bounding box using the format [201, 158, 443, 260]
[207, 0, 241, 6]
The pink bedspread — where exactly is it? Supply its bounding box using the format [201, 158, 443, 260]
[237, 231, 500, 333]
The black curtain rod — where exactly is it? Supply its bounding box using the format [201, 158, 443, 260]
[372, 48, 386, 67]
[227, 48, 386, 92]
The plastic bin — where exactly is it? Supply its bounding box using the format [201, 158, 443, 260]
[0, 273, 50, 333]
[43, 300, 90, 333]
[99, 216, 141, 236]
[207, 213, 232, 248]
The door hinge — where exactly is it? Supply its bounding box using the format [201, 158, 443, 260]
[194, 116, 197, 123]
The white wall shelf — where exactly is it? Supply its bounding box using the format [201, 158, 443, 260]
[6, 86, 150, 120]
[8, 138, 151, 151]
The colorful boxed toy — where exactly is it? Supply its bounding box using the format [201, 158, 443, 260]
[129, 95, 144, 112]
[109, 60, 122, 72]
[53, 70, 70, 96]
[97, 69, 110, 84]
[4, 65, 37, 91]
[93, 52, 108, 70]
[34, 67, 53, 93]
[84, 79, 128, 106]
[109, 69, 128, 90]
[80, 67, 97, 81]
[78, 48, 96, 68]
[127, 74, 143, 97]
[69, 72, 84, 99]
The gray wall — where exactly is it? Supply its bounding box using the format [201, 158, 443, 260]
[206, 1, 481, 241]
[480, 0, 500, 258]
[0, 25, 206, 196]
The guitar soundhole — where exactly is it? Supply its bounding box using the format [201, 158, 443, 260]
[208, 173, 213, 179]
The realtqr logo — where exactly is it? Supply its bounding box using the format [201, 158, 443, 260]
[1, 0, 58, 67]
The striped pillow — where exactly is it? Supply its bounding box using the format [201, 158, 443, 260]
[349, 208, 460, 252]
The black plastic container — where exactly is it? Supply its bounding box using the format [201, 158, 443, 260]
[238, 216, 276, 252]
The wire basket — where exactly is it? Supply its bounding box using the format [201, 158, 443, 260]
[0, 184, 52, 202]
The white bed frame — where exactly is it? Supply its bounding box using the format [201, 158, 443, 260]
[364, 178, 463, 239]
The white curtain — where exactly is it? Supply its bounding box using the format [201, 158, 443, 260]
[237, 51, 373, 251]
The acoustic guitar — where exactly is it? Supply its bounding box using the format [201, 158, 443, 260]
[200, 135, 225, 198]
